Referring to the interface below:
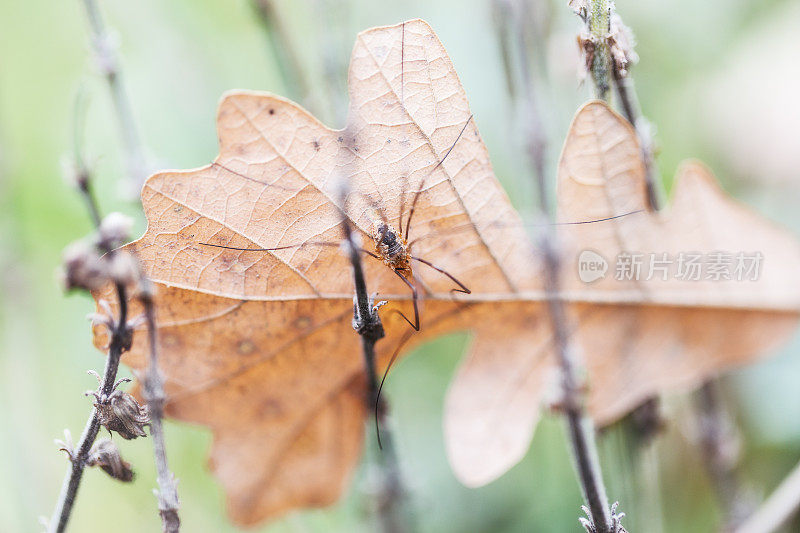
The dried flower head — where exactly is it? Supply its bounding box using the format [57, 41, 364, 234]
[107, 251, 139, 286]
[579, 502, 627, 533]
[608, 13, 638, 77]
[55, 431, 135, 482]
[61, 239, 109, 292]
[88, 378, 149, 440]
[86, 439, 134, 482]
[55, 429, 76, 462]
[98, 212, 133, 248]
[577, 31, 598, 76]
[568, 0, 589, 16]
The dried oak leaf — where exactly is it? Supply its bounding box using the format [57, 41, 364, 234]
[445, 103, 800, 486]
[91, 19, 800, 525]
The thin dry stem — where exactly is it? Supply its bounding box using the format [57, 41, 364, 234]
[338, 182, 407, 533]
[48, 178, 130, 533]
[80, 0, 148, 196]
[607, 16, 659, 211]
[140, 282, 181, 532]
[496, 1, 620, 531]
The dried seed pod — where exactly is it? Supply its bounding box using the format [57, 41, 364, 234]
[90, 387, 149, 440]
[86, 439, 134, 482]
[61, 240, 108, 292]
[98, 212, 133, 248]
[608, 13, 638, 77]
[55, 429, 76, 462]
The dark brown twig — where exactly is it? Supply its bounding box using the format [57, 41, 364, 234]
[48, 172, 131, 533]
[542, 235, 617, 533]
[139, 279, 181, 532]
[494, 1, 623, 531]
[80, 0, 148, 197]
[337, 180, 407, 533]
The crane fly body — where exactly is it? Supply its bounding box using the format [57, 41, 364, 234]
[374, 222, 412, 278]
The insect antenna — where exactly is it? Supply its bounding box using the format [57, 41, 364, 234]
[400, 210, 646, 298]
[199, 241, 336, 252]
[406, 209, 645, 247]
[404, 115, 474, 241]
[198, 240, 380, 260]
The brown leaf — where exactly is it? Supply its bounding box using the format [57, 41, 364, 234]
[92, 19, 800, 524]
[94, 19, 541, 524]
[445, 102, 800, 486]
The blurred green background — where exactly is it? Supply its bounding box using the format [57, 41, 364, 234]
[1, 0, 799, 531]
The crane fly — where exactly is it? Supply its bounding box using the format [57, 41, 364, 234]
[201, 114, 478, 333]
[194, 21, 644, 448]
[197, 20, 641, 338]
[200, 149, 641, 335]
[199, 151, 642, 451]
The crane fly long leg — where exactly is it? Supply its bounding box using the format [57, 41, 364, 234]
[404, 115, 474, 241]
[553, 209, 644, 225]
[374, 327, 415, 450]
[410, 256, 471, 294]
[387, 269, 420, 331]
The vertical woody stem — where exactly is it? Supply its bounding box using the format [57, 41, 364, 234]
[49, 175, 129, 533]
[589, 0, 611, 100]
[338, 184, 406, 533]
[140, 284, 181, 532]
[80, 0, 147, 195]
[492, 1, 619, 530]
